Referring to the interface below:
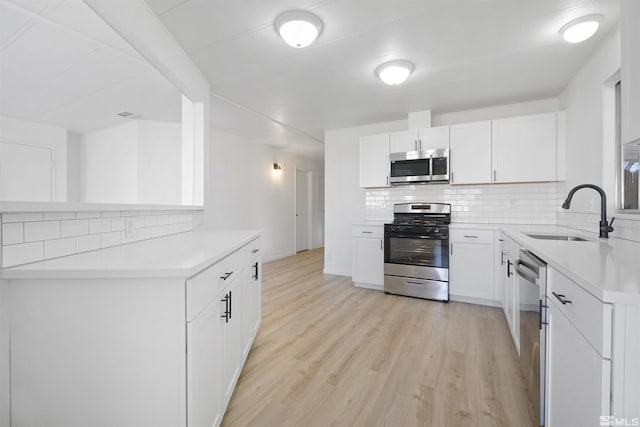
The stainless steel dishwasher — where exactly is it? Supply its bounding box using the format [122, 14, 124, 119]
[515, 249, 547, 426]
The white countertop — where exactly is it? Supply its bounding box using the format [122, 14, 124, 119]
[500, 225, 640, 306]
[1, 229, 260, 279]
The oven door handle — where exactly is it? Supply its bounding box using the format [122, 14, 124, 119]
[385, 234, 443, 239]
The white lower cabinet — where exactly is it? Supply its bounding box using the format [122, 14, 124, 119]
[8, 236, 262, 427]
[546, 299, 611, 427]
[187, 297, 224, 427]
[221, 276, 243, 405]
[352, 225, 384, 290]
[449, 228, 496, 304]
[497, 233, 520, 353]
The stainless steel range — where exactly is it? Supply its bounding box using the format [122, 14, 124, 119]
[383, 203, 451, 301]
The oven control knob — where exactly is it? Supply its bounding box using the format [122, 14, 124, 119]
[433, 228, 440, 234]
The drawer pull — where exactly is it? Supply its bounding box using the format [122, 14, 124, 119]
[253, 262, 259, 280]
[463, 235, 478, 238]
[220, 271, 234, 280]
[552, 292, 572, 305]
[251, 249, 259, 253]
[220, 293, 230, 323]
[362, 231, 373, 234]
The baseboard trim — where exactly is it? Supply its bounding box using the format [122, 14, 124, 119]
[322, 268, 351, 277]
[450, 294, 502, 308]
[354, 282, 384, 291]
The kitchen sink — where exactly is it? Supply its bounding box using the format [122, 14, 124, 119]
[525, 234, 590, 241]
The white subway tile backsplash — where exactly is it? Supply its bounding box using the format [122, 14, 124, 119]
[76, 211, 101, 219]
[89, 218, 111, 234]
[1, 209, 204, 268]
[100, 211, 121, 218]
[44, 238, 76, 259]
[111, 218, 126, 231]
[76, 234, 101, 252]
[2, 213, 43, 223]
[144, 216, 158, 227]
[3, 241, 43, 266]
[24, 221, 60, 242]
[2, 223, 23, 245]
[43, 212, 76, 221]
[61, 219, 89, 238]
[100, 231, 122, 248]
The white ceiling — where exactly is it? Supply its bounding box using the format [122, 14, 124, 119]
[0, 0, 182, 134]
[147, 0, 619, 158]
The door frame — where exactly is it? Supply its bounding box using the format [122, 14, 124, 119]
[294, 167, 313, 253]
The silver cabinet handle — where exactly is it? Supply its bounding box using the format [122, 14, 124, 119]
[362, 231, 373, 234]
[493, 170, 497, 182]
[463, 235, 478, 238]
[451, 171, 454, 183]
[380, 240, 383, 250]
[450, 243, 453, 255]
[386, 176, 389, 186]
[251, 249, 259, 253]
[220, 271, 233, 280]
[552, 292, 572, 305]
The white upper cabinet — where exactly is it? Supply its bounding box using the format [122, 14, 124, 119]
[359, 133, 390, 188]
[450, 121, 492, 184]
[390, 130, 419, 153]
[390, 127, 449, 153]
[492, 112, 557, 183]
[621, 0, 640, 144]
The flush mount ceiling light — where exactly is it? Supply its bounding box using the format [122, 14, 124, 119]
[275, 10, 323, 48]
[560, 14, 602, 43]
[375, 60, 415, 86]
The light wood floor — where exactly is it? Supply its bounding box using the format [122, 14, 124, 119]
[222, 249, 536, 427]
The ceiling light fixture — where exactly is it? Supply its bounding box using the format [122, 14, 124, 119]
[375, 60, 415, 86]
[274, 10, 323, 48]
[559, 14, 602, 43]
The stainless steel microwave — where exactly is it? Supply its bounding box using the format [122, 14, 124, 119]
[389, 148, 449, 184]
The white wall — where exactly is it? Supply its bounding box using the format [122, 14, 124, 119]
[67, 131, 81, 203]
[81, 122, 139, 204]
[558, 28, 621, 213]
[0, 280, 8, 427]
[324, 119, 407, 276]
[80, 121, 182, 205]
[0, 115, 67, 202]
[206, 129, 324, 262]
[138, 121, 182, 205]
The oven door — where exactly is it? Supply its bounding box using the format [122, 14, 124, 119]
[383, 229, 448, 282]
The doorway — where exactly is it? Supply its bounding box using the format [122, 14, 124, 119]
[295, 168, 312, 253]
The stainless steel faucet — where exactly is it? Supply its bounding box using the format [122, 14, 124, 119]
[561, 184, 614, 238]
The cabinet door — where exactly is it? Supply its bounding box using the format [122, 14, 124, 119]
[241, 259, 262, 360]
[418, 126, 449, 150]
[389, 129, 419, 153]
[221, 276, 243, 406]
[359, 133, 390, 188]
[546, 301, 611, 427]
[492, 113, 557, 183]
[352, 237, 384, 286]
[449, 242, 494, 299]
[187, 299, 223, 427]
[622, 0, 640, 144]
[501, 254, 519, 353]
[450, 121, 492, 184]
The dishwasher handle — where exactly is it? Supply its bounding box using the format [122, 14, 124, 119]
[515, 260, 539, 283]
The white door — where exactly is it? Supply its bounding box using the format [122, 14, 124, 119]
[0, 141, 52, 201]
[352, 237, 384, 286]
[449, 242, 494, 299]
[295, 169, 311, 252]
